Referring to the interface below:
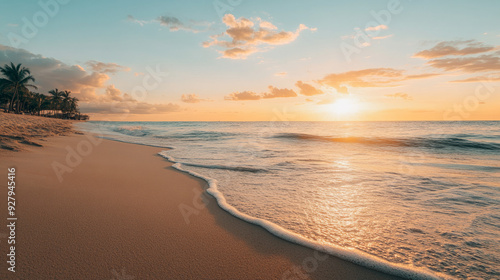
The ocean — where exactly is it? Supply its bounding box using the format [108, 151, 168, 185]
[77, 121, 500, 280]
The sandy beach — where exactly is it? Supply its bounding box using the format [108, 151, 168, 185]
[0, 114, 404, 279]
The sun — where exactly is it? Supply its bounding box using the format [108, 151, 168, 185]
[330, 97, 360, 115]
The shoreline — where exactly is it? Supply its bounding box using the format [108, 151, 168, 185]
[0, 131, 408, 279]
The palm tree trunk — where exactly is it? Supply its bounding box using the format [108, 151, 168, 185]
[8, 86, 18, 113]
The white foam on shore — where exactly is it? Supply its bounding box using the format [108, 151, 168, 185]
[158, 150, 449, 280]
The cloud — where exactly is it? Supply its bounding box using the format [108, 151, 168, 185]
[0, 44, 110, 92]
[221, 47, 258, 59]
[0, 45, 180, 115]
[127, 15, 211, 33]
[86, 60, 130, 74]
[78, 85, 181, 114]
[449, 75, 500, 83]
[372, 34, 393, 40]
[224, 66, 443, 101]
[80, 101, 180, 114]
[365, 25, 388, 31]
[275, 72, 287, 76]
[414, 40, 495, 59]
[181, 93, 210, 103]
[203, 14, 315, 59]
[385, 92, 412, 100]
[225, 91, 262, 101]
[126, 15, 149, 26]
[295, 81, 324, 96]
[264, 86, 297, 99]
[224, 86, 296, 100]
[318, 68, 404, 94]
[405, 73, 441, 79]
[259, 20, 277, 30]
[424, 52, 500, 73]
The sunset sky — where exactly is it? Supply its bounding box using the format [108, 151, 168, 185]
[0, 0, 499, 121]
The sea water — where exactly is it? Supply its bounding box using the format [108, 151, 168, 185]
[77, 121, 500, 280]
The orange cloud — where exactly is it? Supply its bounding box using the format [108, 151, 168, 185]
[181, 93, 210, 103]
[295, 81, 324, 96]
[203, 14, 315, 59]
[225, 86, 297, 100]
[425, 52, 500, 73]
[449, 75, 500, 83]
[405, 73, 441, 79]
[264, 86, 297, 98]
[86, 60, 130, 74]
[225, 91, 262, 101]
[372, 34, 393, 40]
[365, 24, 388, 31]
[385, 92, 412, 100]
[414, 40, 495, 59]
[318, 68, 404, 93]
[79, 85, 180, 114]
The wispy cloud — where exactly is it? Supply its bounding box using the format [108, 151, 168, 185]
[425, 52, 500, 73]
[203, 14, 316, 59]
[127, 15, 212, 33]
[317, 68, 404, 94]
[86, 60, 130, 74]
[225, 86, 297, 100]
[181, 93, 211, 103]
[449, 75, 500, 83]
[385, 92, 413, 100]
[275, 72, 287, 76]
[372, 34, 393, 40]
[365, 24, 388, 31]
[414, 40, 495, 59]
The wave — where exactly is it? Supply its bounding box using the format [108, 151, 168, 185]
[181, 162, 267, 173]
[157, 150, 446, 280]
[275, 133, 500, 151]
[154, 130, 239, 141]
[112, 126, 151, 137]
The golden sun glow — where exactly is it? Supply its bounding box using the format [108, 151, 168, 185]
[330, 97, 360, 115]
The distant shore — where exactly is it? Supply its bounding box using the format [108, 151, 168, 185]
[0, 113, 404, 279]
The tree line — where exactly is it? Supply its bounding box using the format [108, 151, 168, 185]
[0, 62, 88, 120]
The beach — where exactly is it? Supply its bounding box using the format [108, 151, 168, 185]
[0, 114, 403, 279]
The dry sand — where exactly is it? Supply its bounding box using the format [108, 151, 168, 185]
[0, 112, 74, 151]
[0, 114, 404, 279]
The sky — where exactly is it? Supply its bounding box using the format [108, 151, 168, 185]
[0, 0, 499, 121]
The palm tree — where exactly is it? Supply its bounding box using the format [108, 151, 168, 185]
[61, 90, 72, 115]
[69, 97, 79, 115]
[0, 62, 37, 113]
[48, 88, 63, 116]
[30, 92, 47, 116]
